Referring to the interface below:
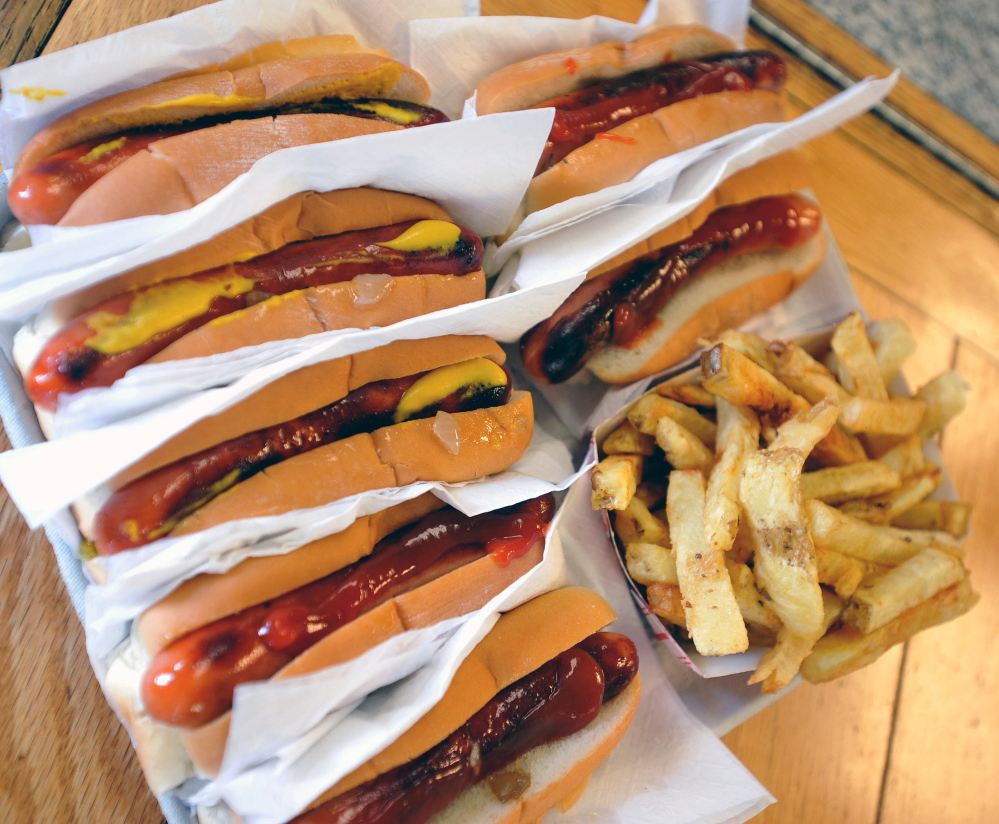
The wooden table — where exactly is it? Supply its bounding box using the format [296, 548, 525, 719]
[2, 1, 998, 823]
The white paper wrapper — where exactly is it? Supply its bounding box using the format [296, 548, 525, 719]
[190, 512, 572, 824]
[0, 0, 473, 245]
[84, 422, 585, 661]
[0, 110, 553, 320]
[407, 0, 749, 119]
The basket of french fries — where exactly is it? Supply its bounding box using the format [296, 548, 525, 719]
[590, 311, 978, 692]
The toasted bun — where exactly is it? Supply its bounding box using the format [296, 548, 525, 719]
[586, 151, 813, 279]
[312, 587, 618, 804]
[106, 335, 506, 492]
[15, 51, 429, 176]
[58, 114, 403, 226]
[475, 25, 735, 115]
[526, 90, 786, 212]
[136, 493, 446, 655]
[587, 231, 828, 384]
[168, 390, 533, 538]
[182, 541, 547, 778]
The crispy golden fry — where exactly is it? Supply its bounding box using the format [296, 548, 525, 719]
[801, 577, 978, 683]
[871, 318, 916, 386]
[627, 393, 717, 447]
[770, 341, 850, 405]
[657, 383, 716, 408]
[591, 454, 644, 511]
[704, 399, 760, 554]
[625, 542, 678, 586]
[815, 546, 867, 599]
[703, 344, 864, 466]
[876, 435, 925, 476]
[701, 329, 779, 372]
[806, 499, 961, 564]
[634, 480, 667, 510]
[831, 311, 889, 400]
[749, 590, 843, 693]
[839, 395, 927, 435]
[838, 466, 942, 524]
[843, 548, 966, 634]
[726, 560, 782, 634]
[646, 582, 687, 629]
[667, 470, 748, 656]
[656, 416, 714, 472]
[892, 500, 972, 537]
[915, 370, 969, 441]
[601, 420, 657, 456]
[740, 447, 824, 638]
[800, 461, 901, 504]
[730, 518, 756, 565]
[617, 497, 670, 547]
[769, 396, 840, 457]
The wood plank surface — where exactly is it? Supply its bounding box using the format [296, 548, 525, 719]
[1, 2, 997, 824]
[0, 0, 72, 69]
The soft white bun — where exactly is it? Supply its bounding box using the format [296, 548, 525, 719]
[587, 230, 827, 384]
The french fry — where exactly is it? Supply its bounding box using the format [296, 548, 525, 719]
[591, 454, 644, 511]
[646, 583, 687, 629]
[838, 466, 942, 524]
[876, 435, 925, 477]
[801, 577, 979, 683]
[726, 560, 782, 634]
[601, 420, 656, 456]
[740, 447, 824, 638]
[627, 393, 717, 447]
[655, 416, 714, 472]
[806, 499, 961, 564]
[815, 546, 867, 599]
[634, 480, 667, 510]
[617, 497, 670, 547]
[667, 470, 748, 655]
[749, 590, 843, 693]
[800, 461, 902, 504]
[702, 329, 779, 372]
[625, 542, 678, 586]
[768, 396, 840, 457]
[915, 370, 969, 441]
[891, 500, 972, 537]
[657, 383, 716, 408]
[871, 318, 916, 386]
[771, 341, 850, 405]
[830, 311, 889, 400]
[839, 395, 927, 435]
[704, 399, 759, 554]
[843, 548, 966, 634]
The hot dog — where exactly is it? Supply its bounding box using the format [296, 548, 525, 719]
[105, 494, 558, 793]
[8, 35, 447, 226]
[520, 152, 827, 384]
[474, 25, 787, 214]
[194, 588, 640, 824]
[14, 188, 486, 420]
[76, 336, 534, 558]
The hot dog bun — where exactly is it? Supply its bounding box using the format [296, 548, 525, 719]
[14, 45, 429, 177]
[474, 25, 786, 212]
[106, 495, 549, 792]
[74, 336, 533, 542]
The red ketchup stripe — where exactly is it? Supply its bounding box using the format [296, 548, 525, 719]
[140, 496, 555, 727]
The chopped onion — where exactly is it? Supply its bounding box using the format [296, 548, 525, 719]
[351, 273, 394, 304]
[433, 411, 461, 455]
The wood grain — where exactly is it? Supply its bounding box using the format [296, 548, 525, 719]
[0, 0, 72, 68]
[878, 341, 999, 824]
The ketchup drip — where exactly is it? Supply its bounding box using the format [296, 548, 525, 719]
[140, 495, 555, 728]
[290, 632, 639, 824]
[520, 194, 823, 384]
[533, 50, 785, 173]
[26, 220, 484, 410]
[8, 98, 449, 226]
[91, 363, 512, 555]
